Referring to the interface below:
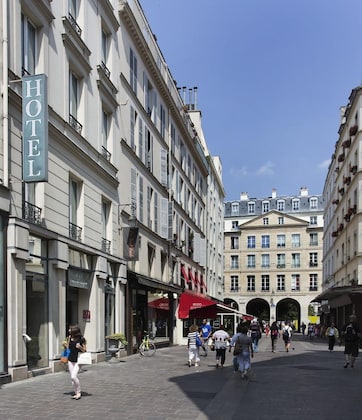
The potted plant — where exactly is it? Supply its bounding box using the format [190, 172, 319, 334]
[105, 333, 128, 361]
[105, 333, 128, 348]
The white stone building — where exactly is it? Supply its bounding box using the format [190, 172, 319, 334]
[0, 0, 224, 382]
[224, 188, 324, 329]
[320, 87, 362, 328]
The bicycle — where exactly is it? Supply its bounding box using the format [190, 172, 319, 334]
[139, 331, 156, 356]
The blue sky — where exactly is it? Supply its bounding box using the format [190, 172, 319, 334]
[140, 0, 362, 201]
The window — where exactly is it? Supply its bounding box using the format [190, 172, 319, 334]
[309, 252, 318, 267]
[277, 200, 285, 212]
[292, 199, 300, 211]
[292, 234, 300, 247]
[261, 275, 270, 291]
[262, 201, 270, 213]
[231, 220, 239, 229]
[231, 236, 239, 250]
[21, 14, 36, 75]
[310, 197, 318, 210]
[261, 254, 270, 268]
[278, 217, 284, 225]
[101, 200, 111, 253]
[231, 255, 239, 269]
[160, 104, 166, 139]
[247, 255, 255, 268]
[102, 110, 111, 159]
[261, 235, 270, 248]
[277, 254, 285, 268]
[263, 217, 269, 225]
[291, 253, 300, 268]
[101, 28, 110, 76]
[130, 47, 137, 94]
[309, 274, 318, 291]
[230, 276, 239, 292]
[248, 202, 255, 214]
[277, 234, 286, 247]
[291, 274, 300, 291]
[310, 216, 317, 225]
[247, 275, 255, 291]
[69, 178, 82, 240]
[69, 71, 82, 133]
[247, 236, 255, 248]
[231, 202, 239, 215]
[310, 233, 318, 246]
[277, 275, 285, 291]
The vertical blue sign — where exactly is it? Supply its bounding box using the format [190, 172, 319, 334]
[22, 74, 48, 182]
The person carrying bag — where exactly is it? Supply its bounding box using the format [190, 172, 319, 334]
[67, 325, 87, 400]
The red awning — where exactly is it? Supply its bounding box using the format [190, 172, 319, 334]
[189, 270, 198, 287]
[178, 291, 216, 319]
[181, 266, 192, 284]
[148, 297, 169, 311]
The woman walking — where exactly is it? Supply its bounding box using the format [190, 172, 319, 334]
[231, 324, 253, 379]
[187, 324, 201, 367]
[270, 321, 279, 353]
[67, 325, 87, 400]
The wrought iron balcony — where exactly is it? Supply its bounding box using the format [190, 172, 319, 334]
[23, 201, 42, 225]
[101, 238, 111, 253]
[69, 222, 82, 241]
[69, 114, 82, 134]
[68, 13, 82, 36]
[100, 61, 110, 78]
[101, 146, 111, 161]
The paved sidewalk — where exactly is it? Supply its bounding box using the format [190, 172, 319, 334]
[0, 334, 358, 419]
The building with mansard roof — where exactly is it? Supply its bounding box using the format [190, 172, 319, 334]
[224, 188, 323, 328]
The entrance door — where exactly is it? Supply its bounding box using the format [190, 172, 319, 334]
[66, 287, 79, 335]
[105, 282, 115, 354]
[26, 274, 49, 369]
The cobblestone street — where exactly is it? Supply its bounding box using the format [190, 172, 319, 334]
[1, 335, 358, 420]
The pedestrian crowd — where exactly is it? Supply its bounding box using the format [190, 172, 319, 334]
[185, 315, 362, 379]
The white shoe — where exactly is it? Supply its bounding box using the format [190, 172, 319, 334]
[195, 363, 199, 367]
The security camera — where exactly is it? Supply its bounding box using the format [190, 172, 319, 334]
[22, 333, 32, 343]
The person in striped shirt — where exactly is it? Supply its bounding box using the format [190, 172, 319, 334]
[187, 324, 201, 367]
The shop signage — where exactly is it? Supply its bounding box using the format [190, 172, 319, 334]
[22, 74, 48, 182]
[68, 268, 91, 289]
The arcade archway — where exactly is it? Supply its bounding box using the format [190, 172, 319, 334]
[246, 298, 269, 322]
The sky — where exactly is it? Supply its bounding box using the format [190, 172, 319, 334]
[140, 0, 362, 201]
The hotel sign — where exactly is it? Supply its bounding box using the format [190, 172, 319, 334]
[22, 74, 48, 182]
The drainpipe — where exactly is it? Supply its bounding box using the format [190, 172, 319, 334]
[2, 0, 9, 188]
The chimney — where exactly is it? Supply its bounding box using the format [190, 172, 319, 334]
[240, 192, 248, 201]
[300, 187, 308, 197]
[271, 188, 277, 199]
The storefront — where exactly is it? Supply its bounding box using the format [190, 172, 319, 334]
[126, 271, 182, 353]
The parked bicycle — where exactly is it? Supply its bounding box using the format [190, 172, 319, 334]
[139, 331, 156, 356]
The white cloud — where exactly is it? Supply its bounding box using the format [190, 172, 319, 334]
[228, 166, 248, 177]
[255, 161, 275, 176]
[318, 159, 330, 169]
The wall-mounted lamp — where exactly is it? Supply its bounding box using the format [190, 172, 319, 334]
[119, 201, 137, 227]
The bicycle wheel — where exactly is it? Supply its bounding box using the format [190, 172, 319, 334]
[139, 342, 156, 356]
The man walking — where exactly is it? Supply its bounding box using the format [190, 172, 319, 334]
[200, 319, 212, 356]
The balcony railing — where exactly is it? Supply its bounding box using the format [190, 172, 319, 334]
[68, 13, 82, 36]
[23, 201, 42, 225]
[100, 61, 111, 78]
[69, 222, 82, 241]
[69, 114, 83, 134]
[230, 287, 239, 292]
[101, 146, 111, 161]
[101, 238, 111, 253]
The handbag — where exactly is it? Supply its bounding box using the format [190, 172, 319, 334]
[77, 351, 92, 365]
[233, 336, 242, 356]
[60, 348, 70, 363]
